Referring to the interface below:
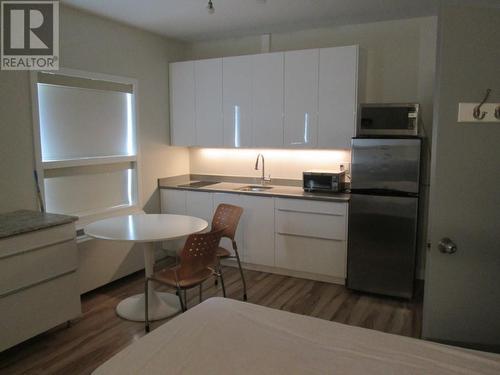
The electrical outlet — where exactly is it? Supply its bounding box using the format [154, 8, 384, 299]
[458, 103, 500, 123]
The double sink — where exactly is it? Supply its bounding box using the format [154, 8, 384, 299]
[177, 181, 273, 192]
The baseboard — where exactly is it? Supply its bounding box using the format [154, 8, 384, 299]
[220, 259, 345, 285]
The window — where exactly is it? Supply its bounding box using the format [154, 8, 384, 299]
[32, 69, 140, 227]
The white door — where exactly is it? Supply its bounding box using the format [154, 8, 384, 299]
[241, 195, 275, 266]
[223, 56, 252, 148]
[213, 193, 244, 258]
[252, 52, 284, 147]
[169, 62, 195, 146]
[195, 58, 223, 147]
[318, 46, 358, 149]
[186, 191, 213, 228]
[423, 6, 500, 350]
[284, 49, 319, 148]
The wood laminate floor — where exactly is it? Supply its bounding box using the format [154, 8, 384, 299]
[0, 259, 423, 374]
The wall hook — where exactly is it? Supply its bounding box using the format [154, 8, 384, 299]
[473, 88, 491, 120]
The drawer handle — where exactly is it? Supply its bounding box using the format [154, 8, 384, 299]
[0, 269, 77, 298]
[276, 209, 345, 217]
[277, 232, 344, 242]
[0, 238, 75, 260]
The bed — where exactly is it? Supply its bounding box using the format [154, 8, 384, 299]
[94, 297, 500, 374]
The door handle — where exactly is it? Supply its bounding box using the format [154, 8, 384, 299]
[438, 238, 457, 254]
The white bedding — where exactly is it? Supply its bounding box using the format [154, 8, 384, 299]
[94, 297, 500, 374]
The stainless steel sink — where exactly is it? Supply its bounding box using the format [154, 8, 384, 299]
[237, 185, 273, 192]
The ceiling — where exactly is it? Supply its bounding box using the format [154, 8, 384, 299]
[63, 0, 442, 42]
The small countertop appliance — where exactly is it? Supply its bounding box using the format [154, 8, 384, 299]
[303, 169, 347, 193]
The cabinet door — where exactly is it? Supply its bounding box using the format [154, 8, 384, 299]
[186, 191, 213, 229]
[169, 62, 195, 146]
[241, 195, 275, 266]
[252, 52, 284, 147]
[276, 234, 347, 279]
[160, 189, 186, 214]
[223, 56, 252, 148]
[213, 193, 244, 258]
[284, 49, 319, 148]
[195, 58, 223, 147]
[318, 46, 358, 148]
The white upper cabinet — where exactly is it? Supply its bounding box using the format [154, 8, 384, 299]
[223, 56, 252, 148]
[318, 46, 358, 149]
[284, 49, 319, 148]
[169, 61, 196, 146]
[251, 52, 284, 148]
[194, 58, 223, 147]
[169, 46, 358, 149]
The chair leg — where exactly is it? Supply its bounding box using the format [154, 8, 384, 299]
[234, 250, 247, 301]
[183, 289, 188, 310]
[177, 286, 186, 312]
[145, 278, 150, 333]
[199, 283, 203, 303]
[217, 259, 226, 298]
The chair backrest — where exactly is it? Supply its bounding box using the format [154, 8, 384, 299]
[178, 228, 225, 276]
[211, 204, 243, 241]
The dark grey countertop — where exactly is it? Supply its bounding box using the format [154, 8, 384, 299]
[158, 175, 350, 203]
[0, 210, 78, 240]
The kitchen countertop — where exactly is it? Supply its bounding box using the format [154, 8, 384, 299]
[0, 210, 78, 240]
[158, 175, 350, 203]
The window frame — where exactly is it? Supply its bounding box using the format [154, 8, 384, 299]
[30, 67, 143, 229]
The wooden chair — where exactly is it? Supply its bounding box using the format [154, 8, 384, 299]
[145, 228, 225, 332]
[211, 204, 247, 301]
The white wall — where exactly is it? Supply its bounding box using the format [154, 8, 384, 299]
[0, 6, 190, 215]
[0, 5, 190, 292]
[190, 148, 350, 180]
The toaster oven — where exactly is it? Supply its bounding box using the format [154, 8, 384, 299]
[303, 170, 347, 193]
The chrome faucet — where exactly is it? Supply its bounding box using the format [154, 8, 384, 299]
[255, 153, 271, 184]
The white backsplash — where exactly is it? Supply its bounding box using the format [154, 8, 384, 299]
[189, 148, 351, 180]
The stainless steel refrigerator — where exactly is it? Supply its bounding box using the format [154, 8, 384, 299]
[347, 138, 421, 299]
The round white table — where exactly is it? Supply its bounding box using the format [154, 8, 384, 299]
[85, 214, 208, 322]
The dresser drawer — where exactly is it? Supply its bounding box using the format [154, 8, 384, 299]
[0, 272, 81, 352]
[0, 239, 78, 297]
[276, 210, 346, 240]
[276, 198, 347, 216]
[0, 223, 75, 258]
[276, 234, 346, 278]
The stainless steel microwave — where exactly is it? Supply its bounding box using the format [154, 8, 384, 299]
[357, 103, 419, 137]
[303, 170, 347, 193]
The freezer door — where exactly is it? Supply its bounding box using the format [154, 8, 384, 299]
[351, 138, 421, 193]
[347, 194, 418, 298]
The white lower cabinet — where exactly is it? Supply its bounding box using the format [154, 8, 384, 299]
[160, 189, 187, 215]
[276, 235, 346, 278]
[275, 198, 348, 281]
[160, 189, 348, 283]
[186, 191, 214, 227]
[0, 223, 80, 352]
[241, 195, 275, 267]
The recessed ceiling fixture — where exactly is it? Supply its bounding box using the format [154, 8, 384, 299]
[207, 0, 215, 14]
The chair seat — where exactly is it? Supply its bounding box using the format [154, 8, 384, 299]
[153, 267, 213, 289]
[216, 246, 232, 258]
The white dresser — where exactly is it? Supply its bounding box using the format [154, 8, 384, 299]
[0, 210, 81, 352]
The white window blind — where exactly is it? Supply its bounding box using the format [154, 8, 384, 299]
[34, 70, 139, 220]
[38, 85, 134, 160]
